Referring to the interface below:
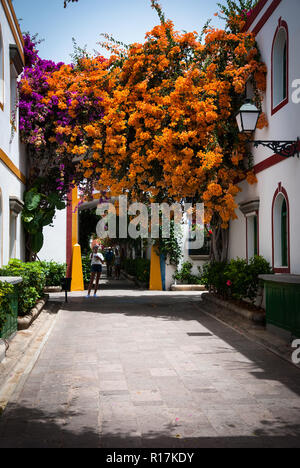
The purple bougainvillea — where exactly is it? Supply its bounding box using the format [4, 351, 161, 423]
[18, 34, 105, 196]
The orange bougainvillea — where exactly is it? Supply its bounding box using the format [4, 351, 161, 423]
[62, 1, 266, 229]
[20, 0, 267, 258]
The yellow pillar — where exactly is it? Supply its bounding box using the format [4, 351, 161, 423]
[71, 243, 84, 292]
[70, 187, 84, 292]
[149, 246, 162, 291]
[72, 187, 78, 246]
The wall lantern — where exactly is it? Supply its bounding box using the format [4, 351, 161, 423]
[235, 100, 260, 133]
[236, 100, 299, 158]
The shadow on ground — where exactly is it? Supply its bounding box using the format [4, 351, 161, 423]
[1, 278, 300, 449]
[56, 292, 300, 398]
[1, 404, 300, 448]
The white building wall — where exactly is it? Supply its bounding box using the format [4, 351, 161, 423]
[250, 0, 300, 150]
[0, 171, 26, 265]
[39, 208, 67, 264]
[179, 221, 209, 277]
[0, 1, 26, 267]
[229, 0, 300, 275]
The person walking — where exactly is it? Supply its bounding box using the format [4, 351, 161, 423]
[105, 247, 115, 278]
[114, 248, 121, 280]
[86, 245, 104, 298]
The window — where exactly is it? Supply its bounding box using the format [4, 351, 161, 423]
[10, 62, 18, 121]
[272, 20, 289, 114]
[8, 197, 24, 260]
[0, 25, 4, 109]
[9, 211, 17, 260]
[246, 213, 258, 260]
[239, 199, 260, 262]
[9, 44, 23, 123]
[188, 229, 211, 258]
[272, 189, 290, 272]
[281, 198, 288, 268]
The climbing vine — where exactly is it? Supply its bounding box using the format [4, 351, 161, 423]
[156, 220, 183, 266]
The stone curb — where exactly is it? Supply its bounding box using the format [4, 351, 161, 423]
[194, 300, 300, 370]
[0, 340, 6, 363]
[17, 295, 49, 331]
[171, 284, 206, 292]
[201, 292, 265, 323]
[44, 286, 62, 293]
[0, 301, 61, 411]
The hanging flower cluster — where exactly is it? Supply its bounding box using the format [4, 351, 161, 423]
[19, 36, 64, 148]
[18, 35, 106, 197]
[43, 56, 107, 159]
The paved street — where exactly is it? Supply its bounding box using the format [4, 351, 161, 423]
[0, 278, 300, 448]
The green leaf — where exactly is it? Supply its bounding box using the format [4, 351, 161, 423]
[25, 191, 41, 211]
[47, 193, 65, 210]
[23, 220, 40, 234]
[22, 215, 34, 224]
[31, 231, 44, 253]
[56, 200, 66, 210]
[42, 210, 55, 227]
[47, 193, 59, 207]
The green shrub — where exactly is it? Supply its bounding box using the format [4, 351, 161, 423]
[224, 258, 250, 300]
[199, 260, 228, 296]
[40, 261, 67, 286]
[0, 281, 14, 335]
[200, 261, 228, 295]
[123, 258, 150, 284]
[174, 261, 202, 285]
[200, 255, 273, 303]
[226, 255, 272, 302]
[82, 255, 91, 284]
[123, 258, 136, 277]
[135, 258, 150, 283]
[0, 259, 46, 316]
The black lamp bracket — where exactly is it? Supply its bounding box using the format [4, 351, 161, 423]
[248, 137, 300, 158]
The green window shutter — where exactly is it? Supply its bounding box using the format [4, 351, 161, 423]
[254, 215, 258, 256]
[281, 199, 288, 267]
[283, 43, 287, 100]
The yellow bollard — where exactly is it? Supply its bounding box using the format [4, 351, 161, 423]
[149, 245, 163, 291]
[71, 244, 84, 292]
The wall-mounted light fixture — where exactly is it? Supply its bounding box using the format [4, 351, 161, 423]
[236, 100, 299, 158]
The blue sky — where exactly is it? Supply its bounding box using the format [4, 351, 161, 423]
[12, 0, 224, 63]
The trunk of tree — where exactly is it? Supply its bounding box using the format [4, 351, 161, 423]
[211, 222, 229, 263]
[25, 232, 38, 262]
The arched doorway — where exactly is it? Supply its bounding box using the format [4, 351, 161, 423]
[66, 188, 153, 291]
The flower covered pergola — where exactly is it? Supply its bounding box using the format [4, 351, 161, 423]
[19, 0, 267, 260]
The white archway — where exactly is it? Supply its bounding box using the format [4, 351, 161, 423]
[273, 191, 289, 271]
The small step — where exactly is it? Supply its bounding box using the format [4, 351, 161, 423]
[171, 284, 206, 292]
